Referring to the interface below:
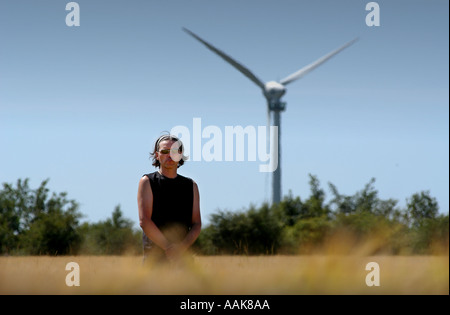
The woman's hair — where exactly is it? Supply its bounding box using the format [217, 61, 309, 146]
[150, 133, 188, 168]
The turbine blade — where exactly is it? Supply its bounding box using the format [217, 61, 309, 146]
[183, 27, 266, 90]
[279, 37, 359, 86]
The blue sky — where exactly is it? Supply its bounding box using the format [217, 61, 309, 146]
[1, 0, 448, 227]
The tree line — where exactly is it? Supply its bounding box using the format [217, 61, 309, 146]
[194, 175, 448, 255]
[0, 179, 141, 255]
[0, 176, 448, 256]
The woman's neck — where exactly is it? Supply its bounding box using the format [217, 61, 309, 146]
[158, 168, 177, 179]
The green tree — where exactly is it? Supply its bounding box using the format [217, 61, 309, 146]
[0, 181, 22, 253]
[405, 191, 446, 253]
[406, 191, 439, 226]
[302, 174, 330, 218]
[277, 175, 330, 226]
[277, 192, 303, 226]
[329, 178, 400, 219]
[0, 178, 82, 255]
[79, 205, 141, 255]
[205, 203, 283, 255]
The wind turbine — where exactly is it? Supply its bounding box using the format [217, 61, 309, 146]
[183, 27, 358, 205]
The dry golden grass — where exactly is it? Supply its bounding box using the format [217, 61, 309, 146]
[0, 254, 448, 295]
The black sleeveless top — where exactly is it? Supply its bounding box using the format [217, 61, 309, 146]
[142, 171, 194, 250]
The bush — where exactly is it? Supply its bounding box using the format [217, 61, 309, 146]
[78, 205, 141, 255]
[0, 178, 82, 255]
[200, 203, 284, 254]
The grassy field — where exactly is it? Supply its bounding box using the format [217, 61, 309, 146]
[0, 254, 448, 295]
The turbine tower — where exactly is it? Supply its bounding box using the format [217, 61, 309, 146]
[183, 27, 358, 205]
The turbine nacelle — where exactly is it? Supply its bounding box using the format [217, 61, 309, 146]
[264, 81, 287, 111]
[264, 81, 286, 99]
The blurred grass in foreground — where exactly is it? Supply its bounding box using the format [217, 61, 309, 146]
[0, 253, 448, 295]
